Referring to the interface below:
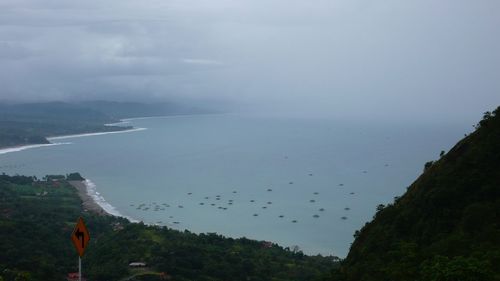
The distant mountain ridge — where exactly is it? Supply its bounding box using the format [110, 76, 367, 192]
[339, 106, 500, 281]
[0, 100, 209, 148]
[80, 100, 209, 119]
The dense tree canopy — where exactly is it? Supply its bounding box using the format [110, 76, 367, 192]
[340, 106, 500, 281]
[0, 174, 338, 281]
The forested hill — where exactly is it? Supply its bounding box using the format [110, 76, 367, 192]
[0, 173, 338, 281]
[0, 101, 208, 149]
[340, 106, 500, 281]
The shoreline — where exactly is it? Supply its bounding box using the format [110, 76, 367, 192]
[69, 179, 139, 222]
[47, 127, 147, 141]
[0, 113, 218, 153]
[0, 127, 146, 155]
[69, 180, 111, 217]
[0, 142, 72, 155]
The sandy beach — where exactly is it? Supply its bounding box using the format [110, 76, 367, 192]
[69, 180, 111, 216]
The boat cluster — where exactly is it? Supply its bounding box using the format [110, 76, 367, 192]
[128, 170, 366, 226]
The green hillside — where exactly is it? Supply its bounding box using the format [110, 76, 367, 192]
[0, 102, 128, 148]
[0, 174, 338, 281]
[0, 174, 119, 280]
[2, 106, 499, 281]
[0, 101, 208, 149]
[341, 107, 500, 281]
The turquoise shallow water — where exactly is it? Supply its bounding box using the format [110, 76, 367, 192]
[0, 114, 467, 256]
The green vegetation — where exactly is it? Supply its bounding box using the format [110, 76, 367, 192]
[339, 106, 500, 281]
[0, 101, 208, 149]
[87, 224, 337, 281]
[0, 102, 130, 148]
[0, 174, 338, 281]
[2, 106, 499, 281]
[0, 174, 120, 281]
[66, 173, 85, 181]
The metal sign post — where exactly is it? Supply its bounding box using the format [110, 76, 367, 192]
[71, 217, 90, 281]
[79, 257, 82, 281]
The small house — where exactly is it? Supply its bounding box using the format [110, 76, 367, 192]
[129, 262, 147, 268]
[262, 241, 273, 248]
[67, 273, 86, 281]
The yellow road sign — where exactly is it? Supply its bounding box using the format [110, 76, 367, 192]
[71, 217, 90, 257]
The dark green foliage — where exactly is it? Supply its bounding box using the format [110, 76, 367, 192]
[424, 160, 434, 172]
[341, 106, 500, 281]
[0, 175, 117, 281]
[421, 256, 493, 281]
[0, 175, 338, 281]
[85, 224, 338, 281]
[0, 102, 130, 148]
[66, 173, 85, 181]
[0, 101, 210, 148]
[44, 175, 65, 181]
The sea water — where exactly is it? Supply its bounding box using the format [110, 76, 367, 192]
[0, 114, 468, 256]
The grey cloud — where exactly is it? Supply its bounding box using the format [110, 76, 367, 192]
[0, 41, 35, 59]
[0, 0, 499, 124]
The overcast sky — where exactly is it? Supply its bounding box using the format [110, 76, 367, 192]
[0, 0, 499, 123]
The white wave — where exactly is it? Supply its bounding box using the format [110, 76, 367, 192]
[104, 121, 131, 126]
[47, 127, 147, 140]
[83, 179, 139, 223]
[0, 142, 71, 155]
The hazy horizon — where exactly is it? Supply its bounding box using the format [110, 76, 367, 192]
[1, 0, 499, 125]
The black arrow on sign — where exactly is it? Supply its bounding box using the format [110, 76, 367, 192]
[75, 228, 85, 248]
